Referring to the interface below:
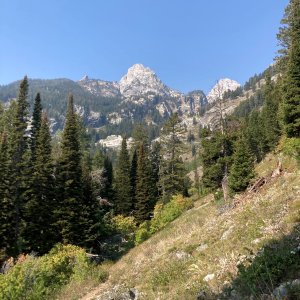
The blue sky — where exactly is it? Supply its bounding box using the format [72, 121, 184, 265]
[0, 0, 288, 93]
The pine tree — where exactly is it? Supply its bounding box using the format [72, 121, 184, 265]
[149, 141, 161, 202]
[30, 93, 42, 161]
[261, 74, 281, 150]
[158, 113, 186, 202]
[114, 137, 132, 215]
[280, 0, 300, 137]
[246, 110, 268, 162]
[130, 149, 138, 206]
[0, 132, 15, 257]
[56, 94, 89, 245]
[101, 156, 114, 201]
[201, 131, 225, 190]
[228, 137, 255, 193]
[23, 114, 56, 254]
[135, 143, 153, 223]
[8, 76, 30, 254]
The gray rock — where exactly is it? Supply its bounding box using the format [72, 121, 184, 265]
[196, 243, 208, 252]
[203, 273, 215, 282]
[273, 284, 288, 299]
[174, 250, 191, 260]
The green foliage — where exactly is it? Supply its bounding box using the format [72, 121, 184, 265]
[230, 231, 300, 298]
[150, 195, 193, 234]
[0, 244, 108, 300]
[30, 93, 42, 162]
[228, 137, 255, 193]
[111, 215, 137, 236]
[281, 136, 300, 165]
[0, 132, 15, 257]
[245, 110, 268, 162]
[7, 76, 30, 255]
[201, 131, 228, 190]
[135, 221, 151, 245]
[233, 90, 264, 118]
[55, 95, 94, 247]
[114, 137, 133, 215]
[261, 74, 281, 150]
[280, 0, 300, 137]
[158, 113, 186, 201]
[135, 143, 154, 223]
[23, 114, 57, 254]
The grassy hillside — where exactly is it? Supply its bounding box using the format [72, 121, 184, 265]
[79, 153, 300, 300]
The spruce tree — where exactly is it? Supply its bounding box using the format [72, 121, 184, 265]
[201, 131, 225, 190]
[56, 94, 89, 245]
[280, 0, 300, 137]
[261, 74, 281, 149]
[135, 143, 153, 223]
[101, 156, 114, 201]
[30, 93, 42, 161]
[114, 137, 132, 215]
[23, 114, 56, 254]
[228, 137, 255, 193]
[8, 76, 30, 254]
[158, 113, 185, 202]
[149, 141, 161, 202]
[130, 149, 138, 206]
[0, 132, 15, 257]
[246, 110, 268, 162]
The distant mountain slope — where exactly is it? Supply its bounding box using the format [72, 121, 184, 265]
[2, 64, 271, 138]
[0, 65, 212, 135]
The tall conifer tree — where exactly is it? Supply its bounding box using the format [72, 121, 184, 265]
[8, 76, 30, 254]
[280, 0, 300, 137]
[135, 143, 153, 223]
[262, 74, 281, 149]
[228, 136, 255, 193]
[30, 93, 42, 161]
[23, 114, 56, 254]
[0, 132, 15, 257]
[158, 113, 185, 202]
[114, 137, 132, 215]
[56, 94, 88, 245]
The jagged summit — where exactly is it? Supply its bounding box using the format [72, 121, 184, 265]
[79, 75, 89, 81]
[119, 63, 172, 98]
[207, 78, 240, 103]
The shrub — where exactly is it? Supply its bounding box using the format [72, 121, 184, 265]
[111, 215, 137, 236]
[135, 221, 151, 245]
[231, 235, 300, 298]
[280, 137, 300, 165]
[150, 195, 193, 234]
[0, 244, 106, 300]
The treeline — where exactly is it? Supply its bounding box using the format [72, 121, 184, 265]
[0, 80, 188, 260]
[200, 0, 300, 196]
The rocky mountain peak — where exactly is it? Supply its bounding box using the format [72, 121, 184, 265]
[119, 64, 170, 98]
[79, 75, 89, 81]
[207, 78, 240, 103]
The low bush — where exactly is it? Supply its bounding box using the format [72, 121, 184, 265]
[281, 137, 300, 165]
[0, 244, 108, 300]
[150, 195, 194, 234]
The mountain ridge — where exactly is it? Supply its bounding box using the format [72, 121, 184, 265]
[0, 64, 243, 139]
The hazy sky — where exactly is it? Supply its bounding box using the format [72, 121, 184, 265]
[0, 0, 288, 93]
